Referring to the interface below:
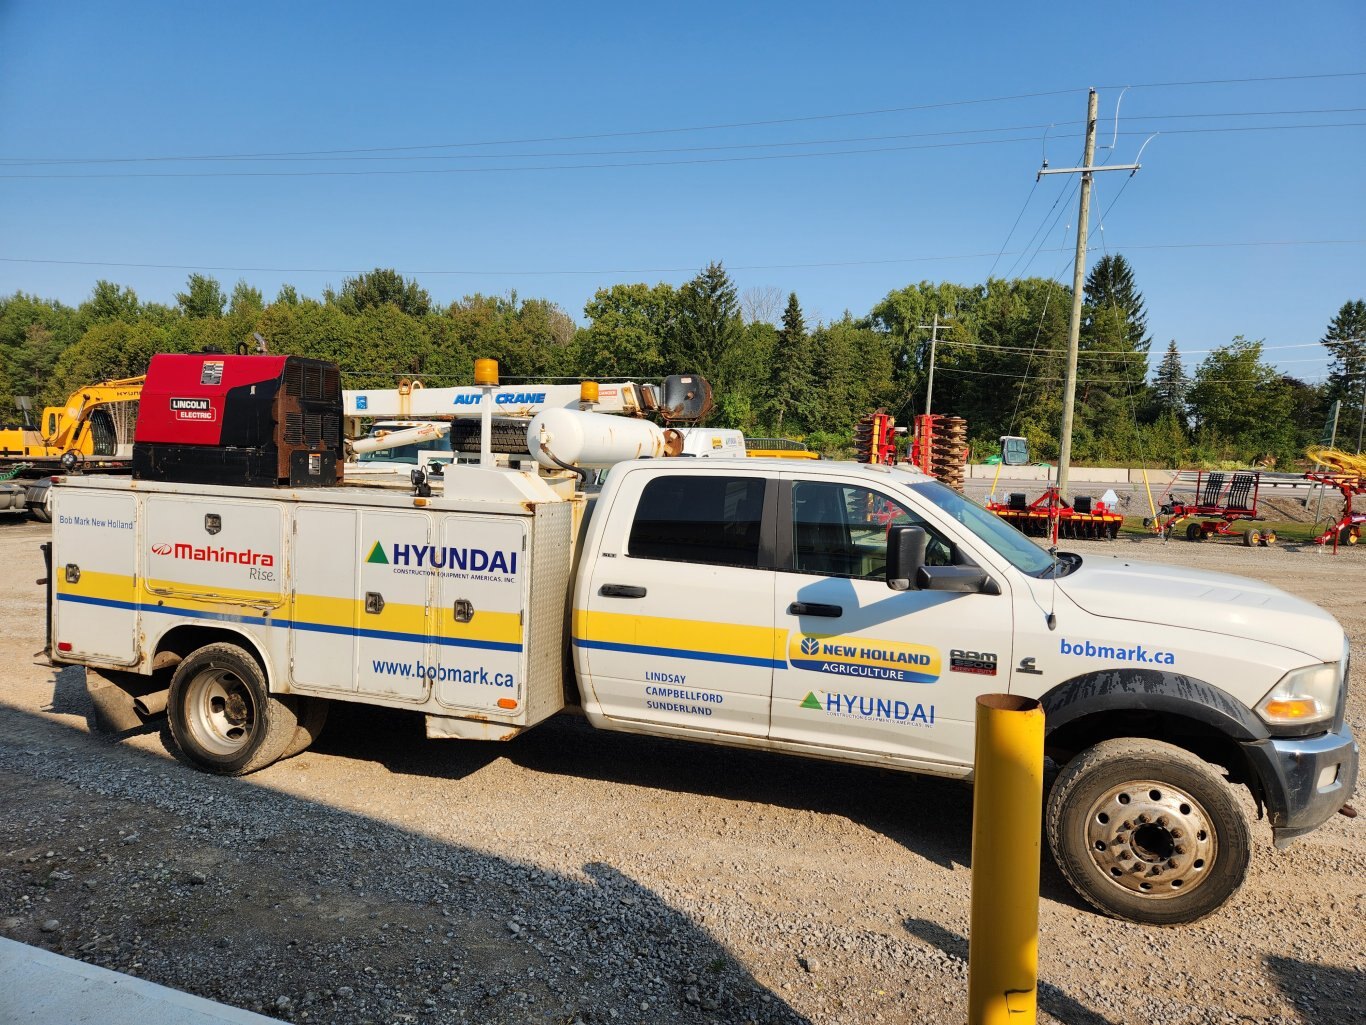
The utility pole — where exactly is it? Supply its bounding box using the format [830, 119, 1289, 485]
[1354, 353, 1366, 454]
[1037, 89, 1142, 497]
[920, 313, 951, 416]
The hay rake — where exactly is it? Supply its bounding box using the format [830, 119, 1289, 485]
[1147, 470, 1274, 546]
[1304, 448, 1366, 550]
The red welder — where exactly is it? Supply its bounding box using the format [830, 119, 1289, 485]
[132, 353, 345, 487]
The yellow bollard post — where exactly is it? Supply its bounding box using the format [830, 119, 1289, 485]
[968, 694, 1045, 1025]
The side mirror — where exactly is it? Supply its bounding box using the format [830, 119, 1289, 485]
[917, 565, 1001, 596]
[1000, 435, 1029, 466]
[886, 524, 929, 591]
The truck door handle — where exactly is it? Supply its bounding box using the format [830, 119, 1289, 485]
[599, 584, 647, 599]
[787, 601, 842, 618]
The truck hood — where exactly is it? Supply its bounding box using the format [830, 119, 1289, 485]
[1056, 556, 1343, 662]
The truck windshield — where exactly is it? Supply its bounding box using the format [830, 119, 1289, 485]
[910, 480, 1057, 576]
[357, 442, 425, 465]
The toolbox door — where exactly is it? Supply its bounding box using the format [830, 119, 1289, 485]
[431, 515, 529, 714]
[289, 506, 359, 692]
[355, 510, 434, 702]
[52, 489, 140, 665]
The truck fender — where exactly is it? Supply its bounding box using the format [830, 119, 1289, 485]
[149, 620, 278, 690]
[1038, 668, 1270, 743]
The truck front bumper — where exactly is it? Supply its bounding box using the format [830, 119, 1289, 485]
[1242, 724, 1359, 847]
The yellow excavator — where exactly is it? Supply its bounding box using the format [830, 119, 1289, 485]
[0, 376, 144, 520]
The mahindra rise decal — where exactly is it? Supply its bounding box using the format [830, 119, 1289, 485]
[150, 541, 277, 582]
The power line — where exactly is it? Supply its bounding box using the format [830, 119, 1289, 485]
[935, 364, 1334, 384]
[4, 107, 1358, 168]
[0, 121, 1082, 167]
[986, 179, 1040, 280]
[5, 122, 1357, 180]
[1101, 70, 1366, 90]
[3, 239, 1361, 278]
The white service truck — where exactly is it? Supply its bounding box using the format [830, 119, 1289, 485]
[46, 455, 1357, 925]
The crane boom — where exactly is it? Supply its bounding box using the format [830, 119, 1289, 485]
[343, 382, 651, 419]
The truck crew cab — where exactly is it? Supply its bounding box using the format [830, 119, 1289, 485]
[46, 355, 1357, 926]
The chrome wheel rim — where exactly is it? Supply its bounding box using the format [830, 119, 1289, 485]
[1084, 779, 1217, 899]
[185, 668, 256, 756]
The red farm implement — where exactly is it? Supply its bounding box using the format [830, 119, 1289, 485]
[855, 410, 969, 492]
[986, 486, 1122, 541]
[909, 413, 967, 491]
[1148, 470, 1275, 546]
[1306, 472, 1365, 549]
[1302, 449, 1366, 550]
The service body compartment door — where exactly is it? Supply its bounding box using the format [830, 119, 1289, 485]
[52, 489, 139, 665]
[356, 511, 434, 702]
[143, 496, 286, 607]
[290, 506, 359, 692]
[770, 476, 1014, 766]
[431, 515, 529, 714]
[578, 469, 776, 737]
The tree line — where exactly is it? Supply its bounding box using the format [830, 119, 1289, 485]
[1, 260, 1361, 466]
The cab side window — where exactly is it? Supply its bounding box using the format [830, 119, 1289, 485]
[628, 475, 766, 569]
[790, 481, 954, 579]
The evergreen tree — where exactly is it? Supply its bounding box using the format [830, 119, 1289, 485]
[1321, 299, 1366, 439]
[767, 292, 812, 434]
[1082, 253, 1150, 391]
[1152, 340, 1188, 416]
[673, 262, 743, 392]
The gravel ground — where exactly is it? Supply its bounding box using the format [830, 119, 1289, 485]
[1, 516, 1362, 1025]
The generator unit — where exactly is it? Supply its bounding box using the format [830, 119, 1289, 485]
[133, 353, 344, 487]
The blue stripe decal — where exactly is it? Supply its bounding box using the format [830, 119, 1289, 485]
[55, 592, 522, 653]
[571, 635, 782, 670]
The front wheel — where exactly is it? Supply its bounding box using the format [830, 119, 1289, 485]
[1047, 738, 1250, 925]
[168, 643, 299, 775]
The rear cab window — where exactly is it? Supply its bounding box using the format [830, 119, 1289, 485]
[627, 474, 768, 569]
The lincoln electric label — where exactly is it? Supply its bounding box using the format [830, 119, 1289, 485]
[170, 397, 217, 422]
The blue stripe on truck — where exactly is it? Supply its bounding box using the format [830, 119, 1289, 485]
[55, 592, 522, 653]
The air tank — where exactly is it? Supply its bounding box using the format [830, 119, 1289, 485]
[527, 408, 681, 469]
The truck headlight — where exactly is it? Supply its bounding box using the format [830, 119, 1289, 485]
[1256, 661, 1342, 728]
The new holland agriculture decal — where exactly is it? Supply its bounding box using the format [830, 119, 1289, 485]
[787, 633, 940, 684]
[790, 633, 940, 728]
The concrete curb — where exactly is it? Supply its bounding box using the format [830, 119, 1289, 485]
[0, 937, 284, 1024]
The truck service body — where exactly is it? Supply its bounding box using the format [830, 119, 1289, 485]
[48, 457, 1357, 924]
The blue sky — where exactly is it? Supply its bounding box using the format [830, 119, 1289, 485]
[1, 1, 1362, 381]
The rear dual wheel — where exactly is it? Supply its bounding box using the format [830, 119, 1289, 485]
[168, 643, 305, 775]
[1047, 739, 1250, 925]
